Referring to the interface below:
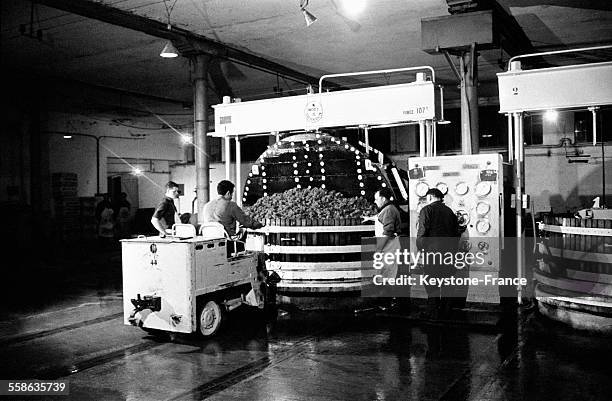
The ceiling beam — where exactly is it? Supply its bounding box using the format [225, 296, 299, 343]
[445, 0, 538, 57]
[35, 0, 323, 86]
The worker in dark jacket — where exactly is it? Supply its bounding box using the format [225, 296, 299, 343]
[416, 188, 461, 318]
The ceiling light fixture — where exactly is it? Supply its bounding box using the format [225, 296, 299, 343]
[160, 0, 180, 58]
[160, 40, 179, 58]
[300, 0, 317, 27]
[339, 0, 366, 18]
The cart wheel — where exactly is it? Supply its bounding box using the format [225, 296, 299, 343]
[198, 300, 224, 337]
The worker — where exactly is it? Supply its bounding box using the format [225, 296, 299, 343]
[203, 180, 263, 255]
[96, 193, 115, 248]
[416, 188, 461, 319]
[364, 188, 402, 297]
[114, 192, 131, 239]
[151, 181, 181, 238]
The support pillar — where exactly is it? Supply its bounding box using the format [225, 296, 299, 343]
[513, 112, 525, 303]
[193, 54, 211, 222]
[459, 43, 479, 155]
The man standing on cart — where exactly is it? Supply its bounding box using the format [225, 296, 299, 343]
[151, 181, 180, 238]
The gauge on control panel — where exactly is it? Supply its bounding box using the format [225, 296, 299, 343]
[436, 182, 448, 195]
[476, 201, 490, 216]
[475, 181, 491, 197]
[415, 181, 429, 197]
[455, 182, 469, 196]
[476, 220, 491, 234]
[478, 241, 490, 252]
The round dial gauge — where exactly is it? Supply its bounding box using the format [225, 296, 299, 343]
[455, 182, 469, 196]
[415, 181, 430, 197]
[476, 201, 491, 216]
[475, 181, 491, 197]
[459, 240, 472, 252]
[476, 220, 491, 234]
[436, 182, 448, 195]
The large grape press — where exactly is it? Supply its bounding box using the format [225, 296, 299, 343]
[243, 133, 397, 304]
[242, 133, 394, 205]
[211, 66, 441, 306]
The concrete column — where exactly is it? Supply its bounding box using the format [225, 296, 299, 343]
[193, 54, 211, 222]
[460, 44, 479, 155]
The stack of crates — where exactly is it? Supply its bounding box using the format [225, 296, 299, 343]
[51, 173, 79, 241]
[79, 197, 97, 240]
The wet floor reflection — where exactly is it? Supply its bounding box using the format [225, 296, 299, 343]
[3, 298, 612, 400]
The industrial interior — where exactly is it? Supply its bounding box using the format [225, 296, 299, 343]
[1, 0, 612, 400]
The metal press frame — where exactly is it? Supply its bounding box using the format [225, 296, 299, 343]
[502, 44, 612, 303]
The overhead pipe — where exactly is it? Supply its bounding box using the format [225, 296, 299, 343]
[507, 44, 612, 69]
[318, 66, 436, 93]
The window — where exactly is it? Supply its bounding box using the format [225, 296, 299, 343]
[479, 106, 507, 148]
[436, 108, 461, 152]
[523, 114, 543, 145]
[574, 108, 612, 144]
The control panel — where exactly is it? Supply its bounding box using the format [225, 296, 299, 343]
[408, 154, 504, 270]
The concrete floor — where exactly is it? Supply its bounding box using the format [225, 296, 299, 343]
[1, 244, 611, 401]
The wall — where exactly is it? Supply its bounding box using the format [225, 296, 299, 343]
[138, 173, 172, 209]
[525, 145, 611, 213]
[46, 113, 184, 206]
[388, 111, 611, 213]
[170, 162, 253, 215]
[0, 107, 31, 203]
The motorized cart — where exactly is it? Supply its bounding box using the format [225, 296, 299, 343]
[121, 223, 268, 336]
